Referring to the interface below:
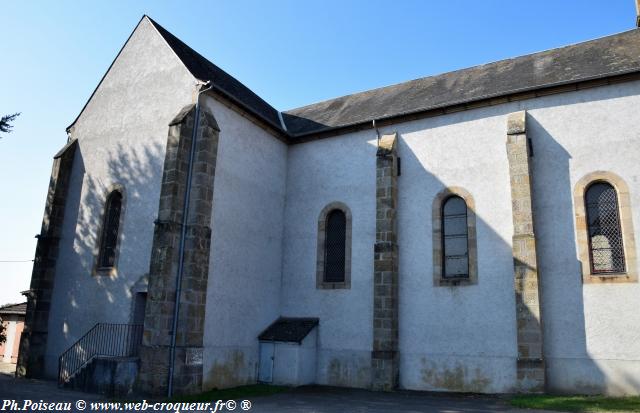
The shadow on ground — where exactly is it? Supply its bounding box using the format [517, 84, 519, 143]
[246, 385, 553, 413]
[0, 376, 555, 413]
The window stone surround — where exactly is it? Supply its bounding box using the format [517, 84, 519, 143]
[92, 184, 126, 278]
[432, 187, 478, 287]
[574, 171, 638, 284]
[316, 201, 352, 290]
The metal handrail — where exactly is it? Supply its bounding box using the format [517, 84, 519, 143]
[58, 323, 143, 385]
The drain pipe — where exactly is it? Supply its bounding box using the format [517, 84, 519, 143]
[167, 80, 212, 398]
[373, 119, 380, 145]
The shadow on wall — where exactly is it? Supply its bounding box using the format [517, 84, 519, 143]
[529, 117, 640, 395]
[286, 85, 640, 394]
[50, 140, 164, 375]
[394, 107, 606, 394]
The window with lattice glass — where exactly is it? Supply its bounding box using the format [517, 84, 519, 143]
[442, 196, 469, 278]
[324, 209, 346, 283]
[98, 191, 122, 269]
[585, 182, 625, 274]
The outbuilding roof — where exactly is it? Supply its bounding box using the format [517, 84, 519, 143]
[258, 317, 319, 344]
[0, 302, 27, 316]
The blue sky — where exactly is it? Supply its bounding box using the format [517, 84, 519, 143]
[0, 0, 636, 305]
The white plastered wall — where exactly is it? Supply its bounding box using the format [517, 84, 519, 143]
[280, 81, 640, 394]
[281, 131, 377, 388]
[526, 81, 640, 395]
[201, 96, 287, 390]
[44, 18, 195, 377]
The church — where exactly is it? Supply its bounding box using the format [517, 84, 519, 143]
[16, 9, 640, 397]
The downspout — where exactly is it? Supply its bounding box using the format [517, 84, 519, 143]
[373, 119, 380, 145]
[168, 80, 212, 398]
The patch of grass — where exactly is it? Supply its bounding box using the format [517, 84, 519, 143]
[510, 394, 640, 412]
[172, 384, 289, 402]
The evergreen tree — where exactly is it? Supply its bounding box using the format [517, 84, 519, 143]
[0, 113, 20, 134]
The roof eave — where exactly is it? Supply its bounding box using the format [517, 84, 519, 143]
[203, 82, 286, 135]
[288, 68, 640, 141]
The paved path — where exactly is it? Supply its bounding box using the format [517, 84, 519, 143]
[0, 375, 553, 413]
[0, 374, 104, 411]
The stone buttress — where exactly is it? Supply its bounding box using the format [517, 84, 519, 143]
[17, 140, 78, 378]
[371, 132, 400, 391]
[505, 111, 545, 392]
[138, 104, 219, 395]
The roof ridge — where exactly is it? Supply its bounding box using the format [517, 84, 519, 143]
[66, 15, 640, 140]
[145, 16, 284, 132]
[0, 302, 27, 314]
[0, 302, 25, 308]
[284, 28, 640, 136]
[285, 28, 640, 114]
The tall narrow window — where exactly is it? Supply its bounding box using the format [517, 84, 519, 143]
[585, 182, 625, 274]
[433, 188, 477, 286]
[442, 196, 469, 278]
[324, 209, 346, 283]
[97, 190, 122, 269]
[316, 202, 352, 289]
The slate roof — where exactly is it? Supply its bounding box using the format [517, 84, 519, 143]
[283, 29, 640, 136]
[69, 17, 640, 139]
[147, 17, 284, 132]
[0, 302, 27, 316]
[258, 317, 319, 343]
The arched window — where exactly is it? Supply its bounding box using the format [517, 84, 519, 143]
[574, 172, 637, 283]
[585, 182, 625, 274]
[324, 209, 346, 283]
[432, 187, 477, 286]
[97, 190, 123, 269]
[442, 196, 469, 278]
[316, 202, 352, 289]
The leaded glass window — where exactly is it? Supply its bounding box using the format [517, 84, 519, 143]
[442, 196, 469, 278]
[98, 191, 122, 269]
[324, 209, 346, 283]
[585, 182, 625, 274]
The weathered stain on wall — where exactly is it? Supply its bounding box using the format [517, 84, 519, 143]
[201, 95, 286, 391]
[203, 350, 254, 389]
[420, 357, 491, 393]
[326, 357, 371, 388]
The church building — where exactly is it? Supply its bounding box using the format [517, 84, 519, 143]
[17, 9, 640, 396]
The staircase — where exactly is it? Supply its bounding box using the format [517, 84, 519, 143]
[58, 323, 143, 396]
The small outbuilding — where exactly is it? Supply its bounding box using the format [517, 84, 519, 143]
[0, 303, 26, 364]
[258, 317, 319, 386]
